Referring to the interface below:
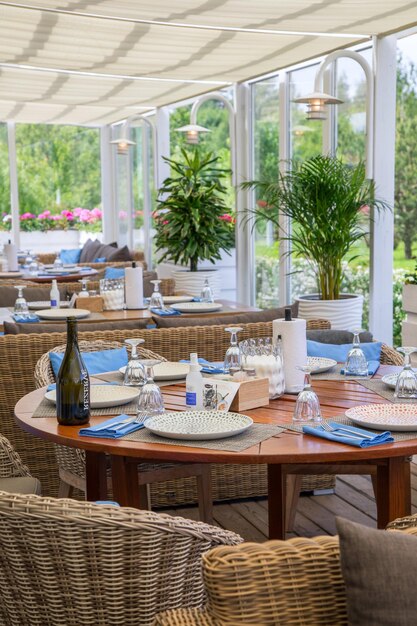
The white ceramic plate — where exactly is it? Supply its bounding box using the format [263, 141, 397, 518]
[381, 372, 417, 389]
[119, 361, 190, 381]
[37, 308, 90, 320]
[0, 271, 22, 278]
[308, 356, 338, 374]
[163, 295, 194, 304]
[28, 301, 70, 310]
[170, 302, 223, 313]
[145, 411, 253, 441]
[345, 403, 417, 431]
[45, 384, 139, 408]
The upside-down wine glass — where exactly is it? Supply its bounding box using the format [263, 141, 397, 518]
[394, 347, 417, 399]
[149, 280, 164, 309]
[123, 339, 146, 387]
[78, 279, 90, 298]
[224, 327, 243, 375]
[293, 366, 322, 423]
[201, 278, 214, 303]
[344, 329, 368, 377]
[136, 359, 165, 422]
[14, 285, 29, 317]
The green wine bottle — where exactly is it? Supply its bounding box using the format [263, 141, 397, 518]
[56, 318, 90, 425]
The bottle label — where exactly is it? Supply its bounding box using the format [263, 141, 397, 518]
[186, 391, 197, 406]
[50, 299, 58, 308]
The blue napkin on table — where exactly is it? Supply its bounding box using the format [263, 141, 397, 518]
[13, 313, 40, 323]
[79, 414, 144, 439]
[340, 359, 380, 377]
[150, 307, 182, 316]
[180, 357, 225, 374]
[302, 421, 394, 448]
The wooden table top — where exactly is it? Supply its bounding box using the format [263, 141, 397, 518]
[14, 366, 417, 465]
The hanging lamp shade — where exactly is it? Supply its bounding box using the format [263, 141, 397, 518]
[293, 91, 343, 120]
[176, 123, 211, 144]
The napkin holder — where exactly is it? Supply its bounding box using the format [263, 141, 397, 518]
[230, 377, 270, 411]
[75, 295, 104, 312]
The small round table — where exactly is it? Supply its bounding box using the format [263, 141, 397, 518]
[14, 371, 417, 539]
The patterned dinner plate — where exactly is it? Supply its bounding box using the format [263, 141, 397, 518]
[345, 403, 417, 431]
[170, 302, 223, 313]
[307, 356, 338, 374]
[45, 384, 139, 409]
[145, 411, 253, 440]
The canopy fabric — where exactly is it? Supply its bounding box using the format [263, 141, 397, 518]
[0, 0, 416, 125]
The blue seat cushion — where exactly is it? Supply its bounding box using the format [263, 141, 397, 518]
[104, 267, 125, 279]
[307, 340, 382, 363]
[60, 248, 81, 264]
[49, 347, 128, 377]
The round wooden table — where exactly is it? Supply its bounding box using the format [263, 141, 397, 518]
[14, 370, 417, 538]
[21, 269, 98, 283]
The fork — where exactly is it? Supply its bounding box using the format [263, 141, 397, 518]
[320, 421, 374, 439]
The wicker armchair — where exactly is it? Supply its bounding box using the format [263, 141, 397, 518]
[0, 434, 41, 494]
[34, 340, 213, 523]
[155, 519, 417, 626]
[0, 492, 241, 626]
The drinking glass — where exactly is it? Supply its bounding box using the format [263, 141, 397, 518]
[344, 329, 368, 377]
[28, 253, 39, 275]
[224, 327, 243, 375]
[78, 279, 89, 298]
[14, 285, 29, 317]
[201, 278, 214, 303]
[53, 256, 64, 271]
[394, 347, 417, 399]
[293, 366, 322, 423]
[136, 359, 165, 420]
[149, 280, 164, 309]
[123, 339, 146, 387]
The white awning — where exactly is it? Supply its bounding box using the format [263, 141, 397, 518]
[0, 0, 415, 125]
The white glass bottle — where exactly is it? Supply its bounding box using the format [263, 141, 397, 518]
[185, 353, 203, 411]
[50, 279, 60, 309]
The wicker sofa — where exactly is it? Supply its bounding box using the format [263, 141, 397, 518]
[154, 516, 417, 626]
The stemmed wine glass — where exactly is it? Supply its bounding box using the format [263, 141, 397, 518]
[78, 279, 90, 298]
[394, 347, 417, 399]
[149, 280, 164, 309]
[136, 359, 165, 421]
[201, 278, 214, 303]
[14, 285, 29, 318]
[53, 256, 64, 271]
[293, 366, 322, 423]
[224, 327, 243, 375]
[123, 339, 146, 387]
[344, 329, 368, 377]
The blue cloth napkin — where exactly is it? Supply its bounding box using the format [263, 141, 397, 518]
[49, 347, 128, 377]
[150, 307, 182, 316]
[340, 359, 380, 376]
[13, 313, 40, 323]
[192, 297, 203, 302]
[307, 340, 382, 362]
[79, 414, 145, 439]
[302, 421, 394, 448]
[180, 357, 225, 374]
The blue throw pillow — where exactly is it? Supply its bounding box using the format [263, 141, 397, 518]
[307, 340, 382, 363]
[104, 267, 125, 279]
[60, 248, 81, 264]
[49, 347, 128, 378]
[94, 257, 106, 263]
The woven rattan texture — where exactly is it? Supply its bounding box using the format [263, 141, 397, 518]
[0, 491, 241, 626]
[6, 320, 326, 498]
[0, 434, 31, 479]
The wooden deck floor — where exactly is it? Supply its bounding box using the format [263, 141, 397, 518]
[163, 460, 417, 541]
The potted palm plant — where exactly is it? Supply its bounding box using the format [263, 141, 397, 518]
[154, 148, 235, 297]
[243, 155, 388, 329]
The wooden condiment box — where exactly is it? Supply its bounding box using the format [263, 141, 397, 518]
[75, 295, 104, 312]
[230, 377, 270, 411]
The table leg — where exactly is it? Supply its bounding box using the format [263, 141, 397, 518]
[85, 451, 107, 501]
[376, 456, 411, 528]
[267, 464, 286, 540]
[110, 455, 142, 508]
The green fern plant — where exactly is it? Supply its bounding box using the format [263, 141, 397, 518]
[154, 148, 235, 272]
[243, 155, 389, 300]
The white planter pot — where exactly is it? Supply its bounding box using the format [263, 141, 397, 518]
[20, 230, 80, 254]
[297, 294, 364, 330]
[172, 269, 222, 299]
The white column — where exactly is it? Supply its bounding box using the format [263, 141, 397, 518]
[142, 124, 152, 268]
[369, 35, 397, 344]
[155, 107, 170, 189]
[235, 82, 254, 304]
[279, 73, 291, 306]
[7, 122, 20, 248]
[100, 126, 117, 244]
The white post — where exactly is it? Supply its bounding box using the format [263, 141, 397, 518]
[235, 82, 254, 305]
[279, 73, 291, 306]
[142, 124, 152, 269]
[7, 122, 20, 248]
[369, 35, 397, 344]
[155, 107, 170, 189]
[100, 126, 117, 244]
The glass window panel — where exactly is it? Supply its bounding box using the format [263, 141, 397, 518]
[0, 123, 11, 245]
[289, 64, 322, 164]
[251, 76, 280, 307]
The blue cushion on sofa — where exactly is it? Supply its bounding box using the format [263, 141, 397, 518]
[307, 340, 382, 363]
[104, 267, 125, 279]
[49, 347, 128, 377]
[60, 248, 81, 264]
